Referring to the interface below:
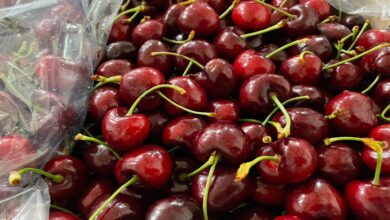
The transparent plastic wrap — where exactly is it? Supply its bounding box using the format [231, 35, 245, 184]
[0, 0, 121, 219]
[328, 0, 390, 28]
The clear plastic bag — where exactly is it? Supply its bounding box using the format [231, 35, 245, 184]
[0, 0, 121, 219]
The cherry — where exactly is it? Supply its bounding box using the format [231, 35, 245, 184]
[77, 178, 115, 218]
[240, 122, 272, 155]
[283, 5, 319, 36]
[146, 111, 170, 140]
[373, 79, 390, 107]
[34, 18, 61, 43]
[0, 135, 34, 165]
[271, 0, 298, 8]
[214, 26, 248, 60]
[87, 194, 143, 220]
[131, 19, 165, 47]
[120, 185, 161, 208]
[192, 166, 255, 213]
[273, 107, 329, 145]
[279, 51, 322, 85]
[200, 0, 228, 14]
[88, 87, 124, 121]
[178, 2, 220, 36]
[104, 41, 137, 60]
[291, 84, 330, 110]
[233, 50, 276, 82]
[229, 205, 273, 220]
[318, 23, 352, 42]
[370, 46, 390, 77]
[324, 91, 379, 137]
[108, 16, 133, 43]
[165, 156, 198, 195]
[137, 40, 172, 74]
[145, 195, 202, 220]
[95, 59, 135, 78]
[323, 60, 363, 92]
[49, 211, 80, 220]
[357, 28, 390, 50]
[207, 100, 240, 123]
[191, 58, 238, 99]
[274, 215, 302, 220]
[81, 143, 118, 177]
[162, 115, 206, 149]
[340, 14, 366, 29]
[163, 3, 185, 34]
[258, 43, 288, 65]
[286, 178, 346, 220]
[299, 0, 329, 19]
[239, 73, 291, 116]
[316, 143, 361, 186]
[290, 35, 332, 61]
[251, 176, 288, 207]
[232, 0, 271, 31]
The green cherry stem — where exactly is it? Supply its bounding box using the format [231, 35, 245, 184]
[362, 74, 381, 94]
[179, 0, 196, 6]
[113, 3, 147, 23]
[269, 93, 292, 138]
[254, 0, 296, 18]
[74, 133, 121, 160]
[157, 91, 217, 117]
[378, 103, 390, 123]
[279, 0, 288, 7]
[240, 20, 287, 39]
[347, 19, 371, 51]
[238, 118, 263, 124]
[88, 175, 139, 220]
[182, 61, 194, 76]
[299, 50, 316, 64]
[267, 121, 285, 139]
[335, 26, 359, 58]
[320, 15, 339, 24]
[181, 151, 218, 180]
[235, 155, 280, 181]
[127, 84, 186, 116]
[202, 153, 220, 220]
[151, 51, 205, 70]
[323, 43, 390, 71]
[9, 168, 64, 185]
[262, 95, 310, 125]
[120, 0, 131, 11]
[163, 30, 195, 44]
[265, 38, 309, 59]
[219, 0, 240, 19]
[91, 75, 121, 90]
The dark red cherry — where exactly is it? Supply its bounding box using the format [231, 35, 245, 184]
[323, 60, 363, 92]
[115, 145, 172, 188]
[193, 123, 251, 165]
[119, 67, 165, 111]
[258, 43, 289, 65]
[174, 40, 218, 72]
[257, 138, 317, 184]
[273, 107, 329, 145]
[232, 0, 271, 31]
[192, 58, 238, 99]
[283, 5, 319, 36]
[357, 28, 390, 50]
[373, 79, 390, 107]
[162, 115, 206, 149]
[230, 205, 273, 220]
[199, 0, 228, 14]
[286, 178, 346, 220]
[0, 135, 34, 166]
[108, 16, 132, 43]
[96, 59, 135, 78]
[240, 122, 271, 154]
[291, 35, 332, 61]
[44, 155, 87, 202]
[239, 74, 291, 116]
[251, 176, 288, 207]
[77, 178, 115, 218]
[163, 76, 208, 116]
[165, 156, 198, 195]
[279, 53, 322, 85]
[49, 211, 80, 220]
[137, 40, 172, 74]
[131, 19, 165, 47]
[163, 3, 185, 34]
[345, 178, 390, 220]
[146, 194, 202, 220]
[299, 0, 329, 19]
[178, 2, 220, 36]
[192, 166, 255, 213]
[146, 111, 170, 140]
[207, 100, 240, 123]
[370, 46, 390, 77]
[271, 0, 298, 8]
[82, 143, 118, 177]
[88, 87, 124, 121]
[104, 41, 136, 60]
[291, 84, 330, 110]
[88, 194, 143, 220]
[233, 50, 276, 82]
[316, 143, 361, 186]
[102, 107, 150, 152]
[324, 91, 379, 137]
[318, 23, 351, 42]
[340, 14, 366, 29]
[214, 26, 248, 61]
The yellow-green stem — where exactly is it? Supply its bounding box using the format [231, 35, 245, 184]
[74, 133, 121, 160]
[181, 151, 218, 180]
[235, 155, 280, 181]
[362, 74, 381, 94]
[203, 154, 220, 220]
[240, 20, 286, 39]
[254, 0, 296, 18]
[151, 51, 205, 69]
[163, 30, 195, 44]
[270, 93, 291, 138]
[9, 168, 63, 185]
[265, 38, 309, 59]
[347, 19, 371, 50]
[378, 104, 390, 123]
[219, 0, 240, 19]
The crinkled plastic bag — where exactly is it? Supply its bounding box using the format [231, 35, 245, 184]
[0, 0, 121, 219]
[328, 0, 390, 28]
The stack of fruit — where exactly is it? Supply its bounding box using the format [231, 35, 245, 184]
[5, 0, 390, 219]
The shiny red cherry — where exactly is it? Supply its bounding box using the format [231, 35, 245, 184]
[214, 26, 248, 61]
[373, 79, 390, 107]
[49, 211, 80, 220]
[163, 3, 185, 34]
[95, 59, 135, 78]
[251, 176, 288, 207]
[137, 40, 172, 75]
[279, 53, 322, 85]
[299, 0, 329, 19]
[207, 100, 240, 123]
[318, 23, 351, 42]
[340, 14, 366, 29]
[232, 0, 271, 31]
[290, 35, 332, 61]
[131, 19, 165, 47]
[357, 28, 390, 50]
[291, 84, 330, 110]
[240, 122, 271, 155]
[370, 46, 390, 77]
[233, 50, 276, 82]
[82, 143, 118, 177]
[108, 16, 132, 43]
[323, 60, 363, 92]
[283, 5, 319, 36]
[88, 87, 124, 121]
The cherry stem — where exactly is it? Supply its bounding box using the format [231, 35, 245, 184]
[9, 168, 63, 185]
[219, 0, 240, 19]
[203, 154, 220, 220]
[180, 0, 196, 6]
[262, 136, 273, 144]
[163, 30, 195, 44]
[265, 38, 309, 59]
[235, 155, 280, 181]
[49, 204, 74, 215]
[241, 20, 287, 39]
[323, 43, 390, 71]
[157, 91, 216, 117]
[182, 61, 193, 76]
[182, 151, 218, 180]
[270, 93, 291, 138]
[323, 136, 384, 185]
[320, 15, 339, 24]
[91, 75, 121, 90]
[120, 0, 131, 11]
[239, 118, 263, 124]
[262, 95, 310, 125]
[325, 113, 337, 120]
[347, 19, 370, 51]
[167, 146, 182, 153]
[378, 104, 390, 123]
[127, 84, 186, 116]
[362, 74, 381, 94]
[335, 26, 359, 59]
[74, 133, 121, 160]
[88, 175, 139, 220]
[113, 3, 147, 23]
[255, 0, 296, 18]
[151, 51, 205, 69]
[279, 0, 288, 7]
[267, 121, 285, 139]
[299, 50, 315, 65]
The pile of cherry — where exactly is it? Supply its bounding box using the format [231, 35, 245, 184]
[7, 0, 390, 219]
